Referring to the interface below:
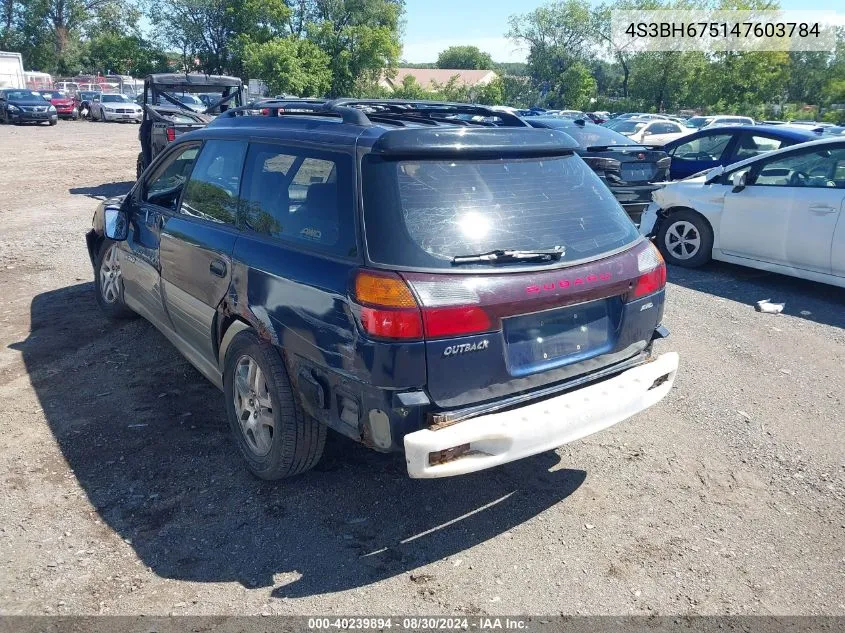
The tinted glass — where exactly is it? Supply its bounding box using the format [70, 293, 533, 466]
[671, 133, 733, 160]
[686, 116, 711, 129]
[733, 134, 785, 160]
[532, 119, 638, 147]
[611, 120, 648, 134]
[363, 155, 639, 269]
[102, 94, 129, 103]
[239, 143, 357, 257]
[144, 145, 200, 210]
[180, 140, 247, 225]
[650, 122, 681, 134]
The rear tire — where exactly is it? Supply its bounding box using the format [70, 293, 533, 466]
[223, 331, 326, 480]
[94, 240, 135, 319]
[656, 209, 713, 268]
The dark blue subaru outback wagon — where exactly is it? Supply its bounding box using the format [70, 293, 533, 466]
[86, 99, 679, 479]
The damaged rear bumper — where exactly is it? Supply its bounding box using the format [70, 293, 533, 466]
[403, 352, 679, 478]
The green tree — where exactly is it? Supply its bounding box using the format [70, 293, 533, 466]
[550, 61, 595, 109]
[436, 45, 494, 70]
[475, 76, 504, 104]
[307, 0, 403, 97]
[146, 0, 290, 75]
[242, 37, 331, 96]
[83, 33, 169, 75]
[389, 74, 427, 99]
[507, 0, 593, 98]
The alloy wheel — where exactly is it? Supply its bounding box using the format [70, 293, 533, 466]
[99, 244, 122, 304]
[233, 355, 274, 457]
[664, 220, 701, 260]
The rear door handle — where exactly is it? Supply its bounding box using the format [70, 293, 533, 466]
[209, 259, 227, 278]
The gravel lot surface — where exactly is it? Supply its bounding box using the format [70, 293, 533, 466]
[0, 121, 843, 617]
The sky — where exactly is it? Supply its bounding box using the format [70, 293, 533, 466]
[399, 0, 845, 64]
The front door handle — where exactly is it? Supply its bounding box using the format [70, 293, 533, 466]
[808, 204, 837, 214]
[209, 259, 227, 278]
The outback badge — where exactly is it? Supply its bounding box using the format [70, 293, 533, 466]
[443, 339, 490, 357]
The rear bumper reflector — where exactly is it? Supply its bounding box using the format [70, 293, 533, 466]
[404, 352, 679, 478]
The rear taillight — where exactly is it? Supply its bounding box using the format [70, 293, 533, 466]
[628, 244, 666, 300]
[353, 270, 423, 340]
[352, 270, 496, 341]
[581, 156, 621, 172]
[421, 305, 492, 338]
[166, 127, 176, 142]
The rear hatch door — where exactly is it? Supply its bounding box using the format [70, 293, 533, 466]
[362, 149, 666, 409]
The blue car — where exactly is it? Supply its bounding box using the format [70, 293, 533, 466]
[661, 125, 819, 180]
[85, 99, 678, 480]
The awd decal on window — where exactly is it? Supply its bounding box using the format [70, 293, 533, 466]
[443, 340, 489, 357]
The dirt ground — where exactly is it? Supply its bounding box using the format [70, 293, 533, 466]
[0, 120, 843, 617]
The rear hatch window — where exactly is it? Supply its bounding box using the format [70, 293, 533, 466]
[362, 154, 639, 270]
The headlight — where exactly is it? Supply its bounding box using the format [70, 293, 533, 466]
[104, 107, 114, 112]
[8, 104, 20, 112]
[48, 105, 57, 112]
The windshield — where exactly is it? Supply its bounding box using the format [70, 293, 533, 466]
[178, 94, 203, 105]
[686, 116, 711, 129]
[533, 119, 642, 147]
[363, 155, 639, 269]
[39, 91, 63, 99]
[4, 90, 47, 101]
[610, 121, 647, 134]
[102, 94, 130, 103]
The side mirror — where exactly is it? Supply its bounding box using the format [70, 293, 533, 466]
[642, 129, 652, 136]
[731, 171, 747, 192]
[104, 205, 128, 241]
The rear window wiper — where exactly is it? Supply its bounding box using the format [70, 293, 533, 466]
[451, 247, 564, 265]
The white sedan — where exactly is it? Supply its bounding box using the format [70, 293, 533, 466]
[608, 118, 689, 146]
[640, 137, 845, 288]
[89, 93, 143, 122]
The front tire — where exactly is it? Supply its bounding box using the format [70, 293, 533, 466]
[223, 331, 326, 480]
[656, 209, 713, 268]
[94, 240, 135, 319]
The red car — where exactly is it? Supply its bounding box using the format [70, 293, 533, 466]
[38, 90, 79, 120]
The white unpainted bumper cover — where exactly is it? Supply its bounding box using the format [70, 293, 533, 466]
[404, 352, 679, 478]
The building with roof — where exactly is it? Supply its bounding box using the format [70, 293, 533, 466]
[380, 68, 498, 92]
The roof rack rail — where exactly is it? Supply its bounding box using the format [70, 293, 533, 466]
[219, 98, 371, 126]
[218, 97, 527, 128]
[327, 99, 529, 127]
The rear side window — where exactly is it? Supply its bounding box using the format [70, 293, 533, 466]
[733, 134, 785, 160]
[363, 155, 639, 269]
[238, 143, 357, 257]
[180, 139, 248, 225]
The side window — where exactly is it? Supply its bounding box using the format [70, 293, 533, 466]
[239, 143, 356, 257]
[650, 122, 677, 134]
[671, 134, 733, 160]
[750, 148, 844, 188]
[733, 134, 785, 160]
[143, 144, 200, 210]
[289, 158, 335, 210]
[180, 139, 248, 225]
